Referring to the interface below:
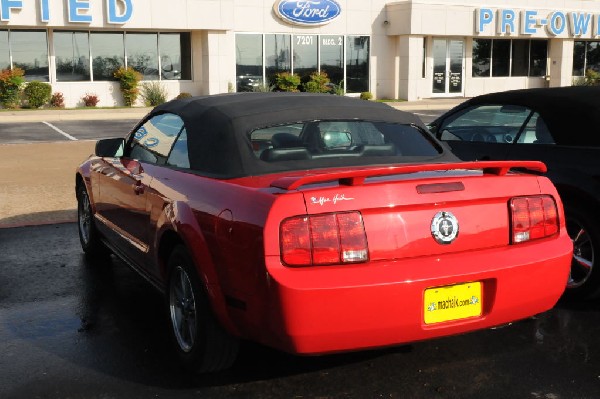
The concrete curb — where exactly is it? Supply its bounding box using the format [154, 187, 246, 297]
[0, 107, 152, 123]
[0, 100, 469, 123]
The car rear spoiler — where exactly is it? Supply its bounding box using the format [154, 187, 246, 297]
[270, 161, 547, 190]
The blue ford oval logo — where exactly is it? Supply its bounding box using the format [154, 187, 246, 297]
[274, 0, 341, 26]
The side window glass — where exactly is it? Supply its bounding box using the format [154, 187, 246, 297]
[441, 105, 532, 144]
[167, 128, 190, 169]
[127, 113, 184, 164]
[517, 113, 555, 145]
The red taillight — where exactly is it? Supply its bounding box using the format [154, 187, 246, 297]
[510, 195, 559, 243]
[280, 212, 369, 266]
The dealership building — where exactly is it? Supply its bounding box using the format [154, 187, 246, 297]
[1, 0, 599, 106]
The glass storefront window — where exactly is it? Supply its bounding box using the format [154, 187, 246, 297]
[587, 42, 600, 72]
[0, 31, 9, 70]
[126, 33, 159, 80]
[320, 35, 343, 86]
[90, 32, 124, 81]
[573, 41, 586, 76]
[472, 39, 491, 77]
[511, 40, 529, 77]
[54, 31, 90, 82]
[491, 39, 510, 77]
[159, 33, 191, 80]
[293, 34, 317, 83]
[346, 36, 370, 93]
[265, 34, 291, 86]
[11, 30, 49, 81]
[529, 40, 547, 77]
[236, 34, 263, 92]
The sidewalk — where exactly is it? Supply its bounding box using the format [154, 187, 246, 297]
[0, 98, 467, 123]
[0, 97, 466, 229]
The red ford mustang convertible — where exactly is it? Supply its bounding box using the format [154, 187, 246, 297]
[76, 93, 572, 372]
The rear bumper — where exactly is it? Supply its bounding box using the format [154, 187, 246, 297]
[262, 236, 572, 354]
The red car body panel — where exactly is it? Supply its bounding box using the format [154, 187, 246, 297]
[78, 155, 571, 355]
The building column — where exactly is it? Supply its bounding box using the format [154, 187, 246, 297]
[548, 39, 574, 88]
[397, 35, 424, 101]
[199, 30, 236, 95]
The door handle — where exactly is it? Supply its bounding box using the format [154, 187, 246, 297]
[133, 180, 145, 195]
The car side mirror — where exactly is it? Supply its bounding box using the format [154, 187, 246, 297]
[427, 122, 438, 134]
[95, 138, 124, 157]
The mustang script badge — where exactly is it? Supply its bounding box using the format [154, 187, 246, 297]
[431, 211, 459, 244]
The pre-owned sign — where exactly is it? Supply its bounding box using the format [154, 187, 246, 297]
[477, 8, 600, 37]
[0, 0, 133, 24]
[274, 0, 341, 26]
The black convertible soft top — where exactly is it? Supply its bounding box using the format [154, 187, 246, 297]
[151, 92, 454, 178]
[453, 86, 600, 146]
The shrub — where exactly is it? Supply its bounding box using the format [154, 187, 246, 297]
[175, 92, 192, 100]
[360, 91, 373, 101]
[303, 71, 330, 93]
[50, 92, 65, 108]
[253, 83, 274, 92]
[82, 93, 99, 107]
[273, 72, 301, 92]
[23, 81, 52, 108]
[331, 80, 345, 96]
[113, 66, 142, 106]
[0, 67, 25, 108]
[140, 81, 168, 106]
[580, 69, 600, 86]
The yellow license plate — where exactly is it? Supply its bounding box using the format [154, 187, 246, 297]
[424, 282, 482, 325]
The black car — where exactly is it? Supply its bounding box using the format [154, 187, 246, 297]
[429, 86, 600, 299]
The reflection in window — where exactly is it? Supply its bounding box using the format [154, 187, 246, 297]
[320, 35, 344, 85]
[159, 33, 191, 80]
[422, 37, 427, 78]
[54, 31, 90, 82]
[573, 41, 586, 76]
[346, 36, 370, 93]
[167, 129, 190, 169]
[293, 35, 317, 83]
[511, 40, 529, 77]
[529, 40, 547, 77]
[265, 34, 291, 85]
[127, 33, 159, 80]
[473, 39, 547, 78]
[129, 113, 183, 164]
[91, 32, 124, 81]
[472, 39, 491, 77]
[587, 42, 600, 73]
[236, 34, 263, 92]
[491, 39, 510, 77]
[0, 31, 9, 70]
[11, 31, 49, 82]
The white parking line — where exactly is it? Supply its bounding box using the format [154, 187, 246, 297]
[42, 121, 78, 141]
[414, 112, 439, 118]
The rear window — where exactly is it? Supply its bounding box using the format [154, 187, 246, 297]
[250, 120, 441, 164]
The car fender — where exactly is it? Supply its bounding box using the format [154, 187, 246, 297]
[75, 161, 97, 211]
[155, 200, 239, 336]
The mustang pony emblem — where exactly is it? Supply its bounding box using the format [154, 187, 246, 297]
[431, 211, 459, 244]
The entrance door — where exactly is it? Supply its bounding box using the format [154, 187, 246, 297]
[432, 39, 464, 96]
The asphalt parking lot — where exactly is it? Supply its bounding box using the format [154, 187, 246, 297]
[2, 223, 600, 399]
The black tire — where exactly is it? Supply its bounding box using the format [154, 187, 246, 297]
[77, 184, 110, 258]
[564, 206, 600, 300]
[166, 245, 239, 373]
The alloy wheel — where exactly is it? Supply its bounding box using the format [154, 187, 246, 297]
[567, 219, 594, 289]
[169, 266, 197, 353]
[78, 189, 91, 246]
